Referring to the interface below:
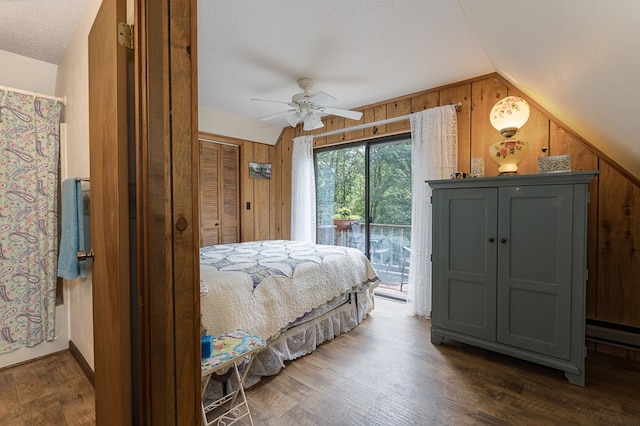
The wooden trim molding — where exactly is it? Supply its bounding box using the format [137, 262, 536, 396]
[136, 0, 199, 423]
[69, 340, 94, 386]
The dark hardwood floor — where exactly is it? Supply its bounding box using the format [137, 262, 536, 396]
[1, 297, 639, 425]
[247, 297, 640, 425]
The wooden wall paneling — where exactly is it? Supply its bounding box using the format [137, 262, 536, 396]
[310, 127, 327, 148]
[279, 128, 294, 240]
[512, 107, 549, 176]
[365, 104, 387, 138]
[411, 91, 439, 113]
[507, 86, 550, 176]
[386, 98, 412, 134]
[548, 123, 600, 167]
[440, 85, 471, 173]
[325, 116, 346, 145]
[343, 111, 365, 141]
[293, 126, 304, 139]
[307, 125, 326, 149]
[253, 143, 271, 240]
[550, 123, 600, 319]
[471, 77, 509, 177]
[360, 107, 376, 140]
[240, 141, 255, 242]
[597, 161, 640, 327]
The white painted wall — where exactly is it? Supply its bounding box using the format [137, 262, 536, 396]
[0, 50, 70, 369]
[0, 50, 58, 94]
[54, 0, 103, 371]
[199, 105, 282, 145]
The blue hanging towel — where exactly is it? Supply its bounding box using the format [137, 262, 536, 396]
[57, 178, 86, 279]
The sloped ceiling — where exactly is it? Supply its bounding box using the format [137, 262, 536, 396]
[1, 0, 639, 178]
[457, 0, 640, 179]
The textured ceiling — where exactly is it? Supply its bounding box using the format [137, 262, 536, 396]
[197, 0, 494, 127]
[0, 0, 89, 65]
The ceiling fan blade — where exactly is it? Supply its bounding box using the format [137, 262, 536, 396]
[321, 107, 363, 121]
[259, 109, 297, 122]
[308, 91, 336, 105]
[251, 98, 295, 107]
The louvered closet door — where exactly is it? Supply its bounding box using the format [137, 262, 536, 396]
[200, 142, 220, 246]
[220, 145, 240, 244]
[199, 141, 239, 246]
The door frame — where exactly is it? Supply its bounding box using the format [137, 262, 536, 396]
[135, 0, 200, 423]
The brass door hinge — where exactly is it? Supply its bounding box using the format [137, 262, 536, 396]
[118, 23, 133, 50]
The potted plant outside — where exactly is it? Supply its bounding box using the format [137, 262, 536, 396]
[332, 207, 360, 230]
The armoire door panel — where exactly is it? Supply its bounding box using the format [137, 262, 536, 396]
[497, 185, 573, 359]
[448, 279, 492, 330]
[435, 188, 498, 341]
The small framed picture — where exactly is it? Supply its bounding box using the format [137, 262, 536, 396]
[249, 162, 271, 179]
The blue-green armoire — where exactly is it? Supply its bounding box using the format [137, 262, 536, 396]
[428, 171, 598, 386]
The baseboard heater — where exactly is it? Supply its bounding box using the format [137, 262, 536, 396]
[586, 319, 640, 351]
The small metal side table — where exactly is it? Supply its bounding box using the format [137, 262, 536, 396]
[201, 329, 266, 426]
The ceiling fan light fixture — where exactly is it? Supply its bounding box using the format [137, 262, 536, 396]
[254, 78, 359, 130]
[286, 113, 301, 127]
[303, 112, 323, 131]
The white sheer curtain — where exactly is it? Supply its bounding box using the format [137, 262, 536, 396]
[291, 135, 316, 243]
[407, 105, 458, 317]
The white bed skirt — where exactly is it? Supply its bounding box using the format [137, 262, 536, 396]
[203, 288, 374, 402]
[245, 287, 373, 387]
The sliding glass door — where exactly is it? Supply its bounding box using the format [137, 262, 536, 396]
[316, 144, 365, 247]
[315, 136, 412, 295]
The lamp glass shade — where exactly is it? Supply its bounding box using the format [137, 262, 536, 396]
[490, 96, 530, 136]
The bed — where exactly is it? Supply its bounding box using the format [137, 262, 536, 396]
[199, 239, 379, 387]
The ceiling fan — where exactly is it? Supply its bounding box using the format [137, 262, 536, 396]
[252, 78, 363, 131]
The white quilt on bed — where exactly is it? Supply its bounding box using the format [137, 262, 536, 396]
[199, 240, 379, 342]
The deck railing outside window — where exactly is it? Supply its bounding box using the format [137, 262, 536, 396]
[317, 223, 411, 276]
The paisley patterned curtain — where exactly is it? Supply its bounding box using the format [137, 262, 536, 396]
[0, 90, 61, 354]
